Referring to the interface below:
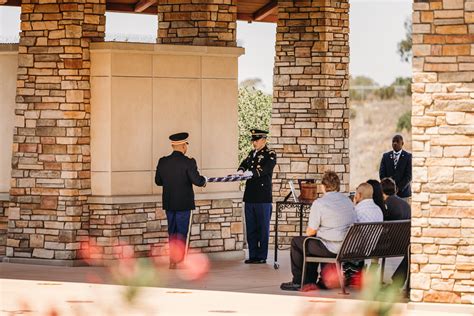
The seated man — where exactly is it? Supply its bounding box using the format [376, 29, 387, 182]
[381, 177, 411, 287]
[354, 182, 384, 223]
[343, 183, 384, 285]
[381, 178, 411, 221]
[280, 171, 355, 291]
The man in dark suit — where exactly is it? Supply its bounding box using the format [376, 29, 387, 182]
[237, 129, 276, 264]
[381, 177, 411, 288]
[379, 134, 412, 199]
[155, 132, 207, 268]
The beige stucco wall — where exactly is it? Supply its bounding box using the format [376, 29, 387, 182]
[0, 45, 18, 194]
[90, 42, 244, 196]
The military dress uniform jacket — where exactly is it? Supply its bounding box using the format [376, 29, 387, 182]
[155, 151, 206, 211]
[238, 146, 277, 203]
[379, 150, 412, 198]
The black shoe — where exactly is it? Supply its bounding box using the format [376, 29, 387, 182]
[254, 259, 266, 264]
[280, 281, 301, 291]
[244, 259, 256, 264]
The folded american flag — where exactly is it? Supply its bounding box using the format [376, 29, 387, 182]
[207, 175, 252, 182]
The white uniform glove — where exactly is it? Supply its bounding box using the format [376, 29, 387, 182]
[204, 176, 208, 182]
[243, 170, 253, 177]
[236, 170, 244, 175]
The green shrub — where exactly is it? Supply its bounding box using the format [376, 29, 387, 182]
[238, 87, 272, 161]
[396, 111, 412, 132]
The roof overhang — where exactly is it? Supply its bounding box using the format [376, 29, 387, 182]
[1, 0, 278, 23]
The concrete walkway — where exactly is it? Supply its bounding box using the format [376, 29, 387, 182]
[1, 251, 473, 315]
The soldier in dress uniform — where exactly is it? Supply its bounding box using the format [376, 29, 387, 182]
[237, 129, 277, 264]
[155, 132, 207, 269]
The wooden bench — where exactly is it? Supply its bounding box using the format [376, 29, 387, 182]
[301, 220, 411, 294]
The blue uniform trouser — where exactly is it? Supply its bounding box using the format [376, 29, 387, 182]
[245, 203, 272, 260]
[166, 210, 191, 263]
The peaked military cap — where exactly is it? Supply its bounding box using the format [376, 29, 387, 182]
[251, 129, 268, 141]
[169, 132, 189, 145]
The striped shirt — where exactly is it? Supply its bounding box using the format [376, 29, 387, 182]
[307, 191, 356, 254]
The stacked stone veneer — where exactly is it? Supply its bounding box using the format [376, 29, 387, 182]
[269, 0, 349, 247]
[8, 0, 105, 260]
[0, 199, 8, 256]
[410, 0, 474, 304]
[157, 0, 237, 46]
[88, 198, 244, 259]
[271, 0, 350, 199]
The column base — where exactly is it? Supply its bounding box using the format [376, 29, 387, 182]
[3, 257, 89, 267]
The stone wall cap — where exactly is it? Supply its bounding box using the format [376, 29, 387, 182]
[90, 42, 245, 57]
[408, 302, 474, 314]
[88, 191, 244, 204]
[0, 193, 9, 201]
[0, 44, 19, 52]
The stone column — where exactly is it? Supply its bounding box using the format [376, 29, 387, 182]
[271, 0, 350, 197]
[410, 0, 474, 304]
[156, 0, 237, 46]
[7, 0, 105, 262]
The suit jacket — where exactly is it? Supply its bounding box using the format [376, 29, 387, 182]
[385, 195, 411, 221]
[238, 145, 277, 203]
[379, 150, 412, 198]
[155, 151, 206, 211]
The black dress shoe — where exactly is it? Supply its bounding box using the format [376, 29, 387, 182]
[245, 259, 266, 264]
[280, 281, 301, 291]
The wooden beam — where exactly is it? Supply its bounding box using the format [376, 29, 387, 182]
[1, 0, 21, 6]
[106, 2, 157, 14]
[253, 0, 277, 22]
[134, 0, 156, 13]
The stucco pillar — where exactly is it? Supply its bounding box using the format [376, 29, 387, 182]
[410, 0, 474, 304]
[7, 0, 105, 262]
[156, 0, 237, 46]
[271, 0, 350, 197]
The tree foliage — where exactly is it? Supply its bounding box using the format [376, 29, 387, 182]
[397, 16, 412, 63]
[238, 87, 272, 162]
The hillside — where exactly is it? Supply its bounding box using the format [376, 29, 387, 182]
[349, 98, 412, 190]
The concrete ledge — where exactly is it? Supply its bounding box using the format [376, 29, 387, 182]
[88, 191, 243, 205]
[408, 302, 474, 314]
[3, 257, 89, 267]
[90, 42, 244, 57]
[1, 192, 244, 204]
[0, 44, 19, 52]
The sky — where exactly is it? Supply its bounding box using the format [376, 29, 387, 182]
[0, 0, 412, 93]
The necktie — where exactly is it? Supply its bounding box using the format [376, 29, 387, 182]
[394, 152, 400, 169]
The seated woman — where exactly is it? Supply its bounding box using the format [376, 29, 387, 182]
[367, 179, 387, 217]
[280, 171, 355, 291]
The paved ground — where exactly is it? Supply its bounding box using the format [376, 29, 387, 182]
[1, 251, 473, 315]
[0, 250, 399, 298]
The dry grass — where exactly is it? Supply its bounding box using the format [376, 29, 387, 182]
[349, 98, 412, 191]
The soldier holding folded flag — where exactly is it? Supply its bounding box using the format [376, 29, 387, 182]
[237, 129, 277, 264]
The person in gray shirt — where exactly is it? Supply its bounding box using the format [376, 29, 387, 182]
[280, 171, 355, 291]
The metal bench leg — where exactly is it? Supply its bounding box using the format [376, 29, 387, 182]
[380, 257, 386, 284]
[337, 262, 349, 295]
